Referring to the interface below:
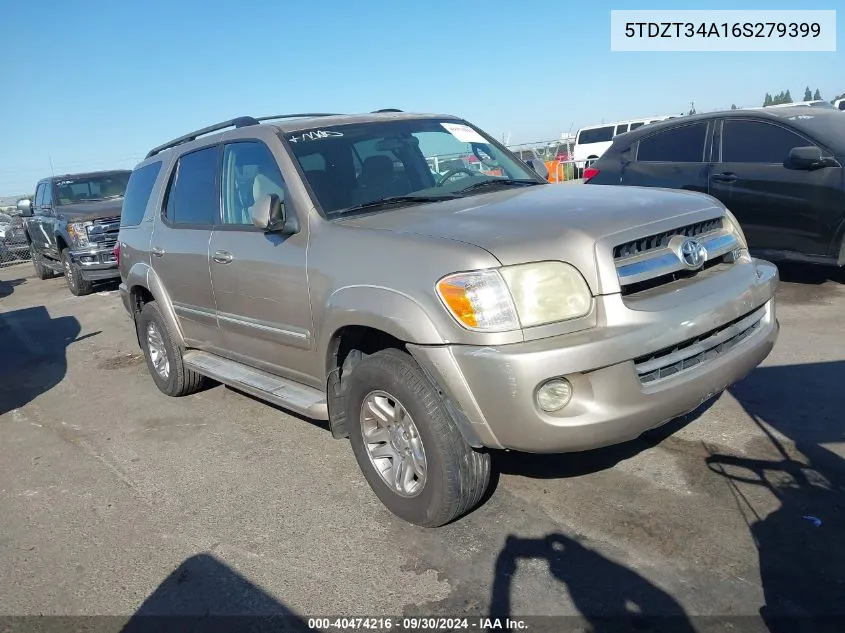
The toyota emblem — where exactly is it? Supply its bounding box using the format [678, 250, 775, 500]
[679, 238, 707, 270]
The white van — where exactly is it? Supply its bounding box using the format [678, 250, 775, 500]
[573, 115, 676, 167]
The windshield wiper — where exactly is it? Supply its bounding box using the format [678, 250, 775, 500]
[338, 194, 459, 214]
[455, 178, 543, 195]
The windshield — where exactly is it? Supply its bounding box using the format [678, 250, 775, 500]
[54, 172, 131, 205]
[285, 118, 543, 217]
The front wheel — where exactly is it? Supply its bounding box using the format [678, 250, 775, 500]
[345, 348, 491, 527]
[61, 248, 93, 296]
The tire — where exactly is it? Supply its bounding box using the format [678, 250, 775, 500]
[30, 244, 55, 280]
[61, 248, 94, 296]
[345, 348, 491, 527]
[137, 301, 208, 397]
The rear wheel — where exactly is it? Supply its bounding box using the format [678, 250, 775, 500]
[30, 244, 55, 280]
[138, 301, 208, 397]
[345, 348, 491, 527]
[61, 248, 93, 296]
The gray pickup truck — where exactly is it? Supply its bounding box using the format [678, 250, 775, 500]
[116, 110, 779, 527]
[17, 170, 130, 295]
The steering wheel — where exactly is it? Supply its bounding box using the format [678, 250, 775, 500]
[435, 167, 476, 187]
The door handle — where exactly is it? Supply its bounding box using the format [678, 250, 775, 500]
[213, 250, 233, 264]
[711, 172, 737, 183]
[151, 246, 166, 257]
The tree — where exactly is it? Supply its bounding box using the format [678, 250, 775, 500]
[763, 93, 773, 107]
[784, 89, 793, 103]
[804, 86, 813, 101]
[688, 101, 696, 115]
[731, 104, 738, 110]
[814, 88, 822, 100]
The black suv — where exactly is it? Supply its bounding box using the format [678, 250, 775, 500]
[585, 106, 845, 270]
[17, 170, 131, 295]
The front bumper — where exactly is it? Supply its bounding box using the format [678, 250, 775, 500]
[69, 246, 120, 281]
[408, 259, 780, 453]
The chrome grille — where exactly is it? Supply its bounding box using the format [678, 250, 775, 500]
[90, 216, 120, 248]
[613, 216, 741, 293]
[614, 218, 723, 259]
[634, 305, 766, 384]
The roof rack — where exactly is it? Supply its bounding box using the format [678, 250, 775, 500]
[145, 113, 342, 158]
[145, 116, 260, 158]
[254, 113, 343, 122]
[372, 108, 403, 113]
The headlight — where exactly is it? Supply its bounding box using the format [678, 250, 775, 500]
[436, 261, 592, 332]
[723, 209, 747, 248]
[67, 221, 92, 247]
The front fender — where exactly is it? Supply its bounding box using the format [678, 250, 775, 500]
[320, 285, 446, 349]
[125, 261, 186, 348]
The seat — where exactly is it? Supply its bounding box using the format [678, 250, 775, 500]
[352, 155, 406, 205]
[247, 173, 286, 224]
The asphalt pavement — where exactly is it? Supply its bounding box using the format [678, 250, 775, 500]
[1, 260, 843, 631]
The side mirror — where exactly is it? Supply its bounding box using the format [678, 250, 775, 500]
[16, 198, 32, 216]
[786, 146, 824, 170]
[525, 158, 549, 181]
[252, 193, 297, 233]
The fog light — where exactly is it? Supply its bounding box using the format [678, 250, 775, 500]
[536, 378, 573, 412]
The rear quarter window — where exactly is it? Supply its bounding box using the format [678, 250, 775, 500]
[121, 162, 163, 227]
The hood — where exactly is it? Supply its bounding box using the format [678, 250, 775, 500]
[337, 184, 727, 294]
[56, 198, 123, 222]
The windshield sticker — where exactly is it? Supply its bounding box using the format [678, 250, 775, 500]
[788, 115, 814, 120]
[288, 130, 344, 143]
[55, 180, 75, 186]
[441, 123, 488, 144]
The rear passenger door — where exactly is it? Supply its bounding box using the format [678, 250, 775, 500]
[150, 146, 224, 350]
[709, 117, 843, 256]
[208, 139, 314, 385]
[622, 121, 713, 194]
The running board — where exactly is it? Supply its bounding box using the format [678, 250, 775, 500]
[183, 351, 328, 420]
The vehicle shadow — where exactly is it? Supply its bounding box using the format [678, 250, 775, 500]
[492, 398, 716, 481]
[0, 306, 99, 415]
[773, 261, 843, 285]
[118, 553, 311, 633]
[489, 533, 695, 632]
[0, 276, 26, 299]
[709, 361, 845, 633]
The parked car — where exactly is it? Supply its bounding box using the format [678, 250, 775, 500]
[0, 212, 29, 264]
[17, 170, 131, 295]
[116, 110, 779, 527]
[585, 106, 845, 270]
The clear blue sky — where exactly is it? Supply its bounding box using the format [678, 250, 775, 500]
[1, 0, 842, 195]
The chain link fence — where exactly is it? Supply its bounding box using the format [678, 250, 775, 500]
[0, 211, 31, 268]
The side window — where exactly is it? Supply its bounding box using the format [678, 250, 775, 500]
[636, 122, 709, 163]
[629, 122, 645, 131]
[121, 162, 162, 227]
[34, 184, 45, 208]
[578, 126, 614, 145]
[721, 120, 810, 163]
[42, 182, 53, 207]
[614, 124, 628, 136]
[163, 146, 219, 225]
[220, 141, 286, 226]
